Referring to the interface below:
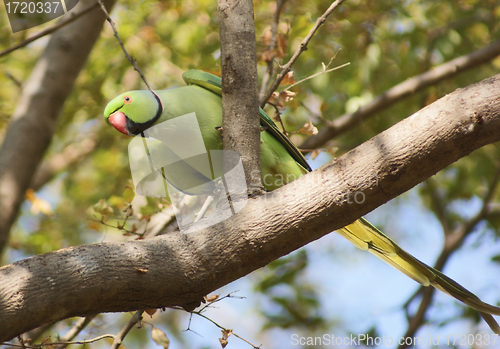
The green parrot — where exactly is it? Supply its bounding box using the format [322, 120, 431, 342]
[104, 69, 500, 332]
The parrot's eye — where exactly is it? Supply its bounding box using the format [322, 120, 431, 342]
[123, 96, 132, 104]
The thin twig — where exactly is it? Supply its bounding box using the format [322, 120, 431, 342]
[54, 315, 98, 349]
[1, 334, 115, 348]
[298, 100, 333, 126]
[3, 70, 23, 88]
[194, 313, 261, 348]
[97, 0, 153, 91]
[259, 0, 346, 108]
[259, 0, 288, 97]
[0, 2, 100, 58]
[183, 292, 258, 348]
[110, 310, 144, 349]
[266, 101, 288, 135]
[197, 291, 245, 314]
[284, 62, 350, 92]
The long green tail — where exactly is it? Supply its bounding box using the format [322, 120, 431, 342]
[339, 218, 500, 333]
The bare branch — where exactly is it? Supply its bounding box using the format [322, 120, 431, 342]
[193, 312, 260, 348]
[110, 311, 143, 349]
[3, 70, 23, 89]
[301, 39, 500, 150]
[283, 61, 350, 92]
[0, 2, 100, 59]
[186, 291, 260, 348]
[53, 315, 97, 349]
[2, 334, 115, 348]
[259, 0, 288, 97]
[30, 135, 98, 191]
[259, 0, 346, 108]
[97, 0, 153, 91]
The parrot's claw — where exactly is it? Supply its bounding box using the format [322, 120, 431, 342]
[194, 195, 214, 222]
[215, 126, 223, 141]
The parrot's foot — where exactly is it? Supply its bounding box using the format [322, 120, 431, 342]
[194, 195, 214, 222]
[247, 187, 266, 197]
[260, 126, 267, 132]
[215, 126, 223, 141]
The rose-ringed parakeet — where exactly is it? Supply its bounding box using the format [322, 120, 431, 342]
[104, 69, 500, 331]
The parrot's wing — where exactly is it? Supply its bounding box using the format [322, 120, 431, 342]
[338, 217, 500, 328]
[182, 69, 312, 172]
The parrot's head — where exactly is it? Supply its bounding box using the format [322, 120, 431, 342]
[104, 90, 163, 135]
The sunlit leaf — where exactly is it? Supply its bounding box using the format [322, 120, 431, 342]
[151, 326, 170, 349]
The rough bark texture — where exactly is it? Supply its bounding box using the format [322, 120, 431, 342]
[217, 0, 262, 192]
[1, 73, 499, 341]
[0, 0, 116, 256]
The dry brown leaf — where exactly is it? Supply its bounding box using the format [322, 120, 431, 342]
[281, 90, 296, 102]
[280, 71, 296, 85]
[310, 149, 322, 160]
[221, 329, 233, 340]
[260, 49, 275, 62]
[270, 91, 285, 109]
[145, 308, 157, 316]
[205, 294, 220, 303]
[276, 33, 288, 57]
[326, 147, 339, 157]
[219, 338, 228, 348]
[299, 121, 318, 135]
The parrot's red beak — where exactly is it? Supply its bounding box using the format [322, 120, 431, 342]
[108, 112, 129, 135]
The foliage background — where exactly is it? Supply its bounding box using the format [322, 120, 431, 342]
[1, 0, 500, 348]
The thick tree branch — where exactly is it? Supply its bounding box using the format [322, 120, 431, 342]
[0, 0, 116, 256]
[217, 0, 262, 192]
[301, 39, 500, 150]
[1, 73, 500, 341]
[30, 135, 99, 191]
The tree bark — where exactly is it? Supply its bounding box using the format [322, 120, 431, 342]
[0, 0, 116, 256]
[217, 0, 262, 192]
[1, 73, 499, 341]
